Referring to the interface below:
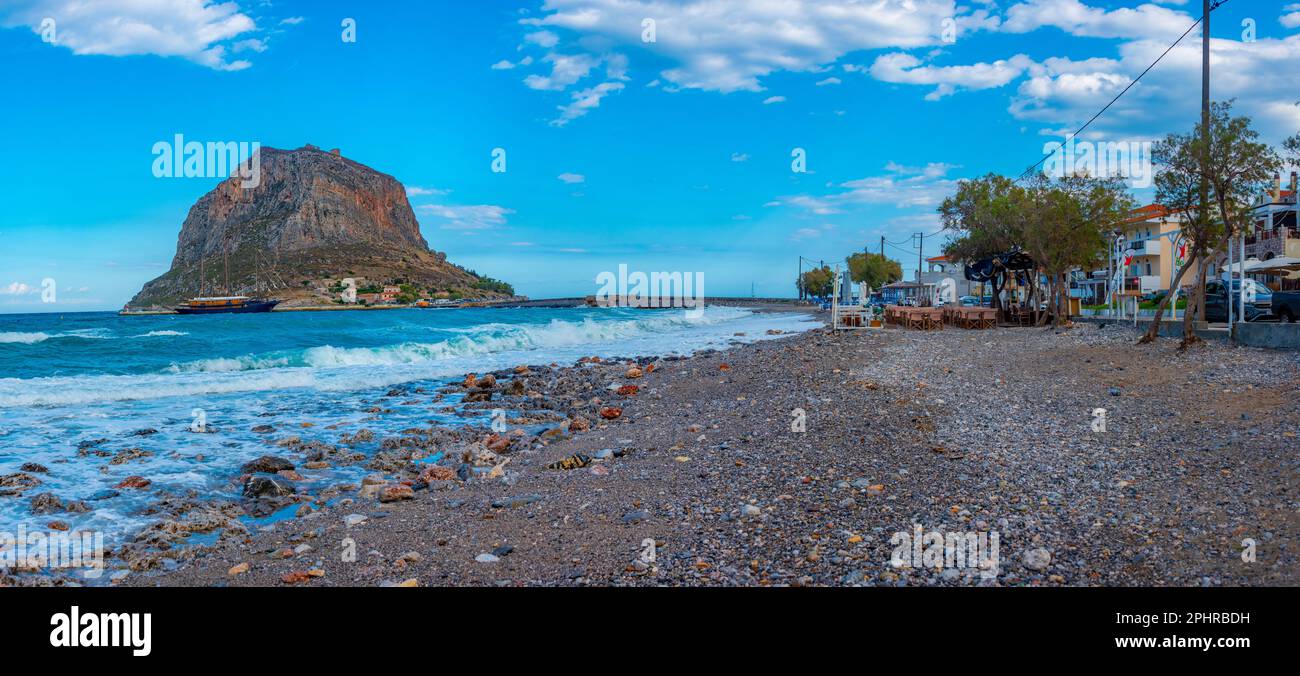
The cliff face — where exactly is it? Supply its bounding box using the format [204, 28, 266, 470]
[127, 146, 492, 308]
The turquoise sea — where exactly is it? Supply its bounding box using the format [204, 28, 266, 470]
[0, 305, 817, 553]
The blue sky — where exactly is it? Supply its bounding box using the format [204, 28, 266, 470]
[2, 0, 1297, 312]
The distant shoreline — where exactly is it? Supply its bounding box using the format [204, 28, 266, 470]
[114, 297, 816, 316]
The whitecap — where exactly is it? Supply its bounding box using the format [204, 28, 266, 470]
[0, 332, 50, 344]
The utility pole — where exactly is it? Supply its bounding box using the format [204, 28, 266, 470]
[1200, 0, 1213, 326]
[797, 257, 803, 301]
[916, 232, 923, 283]
[880, 235, 885, 257]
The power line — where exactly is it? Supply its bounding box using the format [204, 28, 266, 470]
[1016, 0, 1231, 182]
[884, 241, 919, 257]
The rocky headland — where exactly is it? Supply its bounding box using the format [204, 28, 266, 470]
[126, 145, 509, 310]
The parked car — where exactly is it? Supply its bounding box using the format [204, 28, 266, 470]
[1204, 280, 1270, 322]
[1230, 278, 1272, 309]
[1140, 290, 1168, 304]
[1272, 289, 1300, 322]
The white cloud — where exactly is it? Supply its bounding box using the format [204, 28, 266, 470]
[730, 152, 750, 162]
[552, 81, 624, 126]
[491, 55, 534, 70]
[763, 95, 786, 104]
[417, 204, 513, 231]
[528, 0, 1001, 93]
[784, 162, 960, 216]
[557, 172, 585, 184]
[406, 186, 450, 197]
[280, 16, 304, 26]
[2, 0, 261, 71]
[524, 30, 560, 48]
[603, 52, 629, 80]
[524, 51, 600, 90]
[505, 0, 1299, 140]
[815, 77, 841, 86]
[232, 38, 265, 53]
[1282, 7, 1300, 30]
[868, 53, 1033, 100]
[1, 282, 36, 295]
[1000, 0, 1191, 40]
[1010, 36, 1300, 140]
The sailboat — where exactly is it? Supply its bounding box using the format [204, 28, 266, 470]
[174, 296, 280, 314]
[175, 239, 282, 314]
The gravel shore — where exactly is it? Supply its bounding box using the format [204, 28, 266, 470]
[116, 319, 1298, 587]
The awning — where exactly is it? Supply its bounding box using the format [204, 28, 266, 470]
[1249, 256, 1300, 276]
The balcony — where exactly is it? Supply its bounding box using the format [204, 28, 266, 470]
[1244, 227, 1296, 260]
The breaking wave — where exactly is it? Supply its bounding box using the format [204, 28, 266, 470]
[0, 332, 50, 344]
[0, 329, 112, 344]
[0, 307, 816, 407]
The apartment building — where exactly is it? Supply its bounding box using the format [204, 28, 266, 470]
[917, 255, 978, 297]
[1115, 204, 1187, 293]
[1245, 172, 1298, 268]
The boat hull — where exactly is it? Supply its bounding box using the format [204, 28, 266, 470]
[174, 300, 281, 315]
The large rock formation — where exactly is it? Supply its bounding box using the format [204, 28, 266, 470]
[127, 145, 501, 309]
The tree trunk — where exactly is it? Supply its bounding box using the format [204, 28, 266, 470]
[1141, 250, 1198, 343]
[1056, 273, 1071, 327]
[1034, 272, 1050, 327]
[1043, 273, 1060, 327]
[991, 273, 1004, 318]
[1180, 248, 1209, 349]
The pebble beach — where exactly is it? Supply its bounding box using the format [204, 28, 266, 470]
[82, 316, 1294, 587]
